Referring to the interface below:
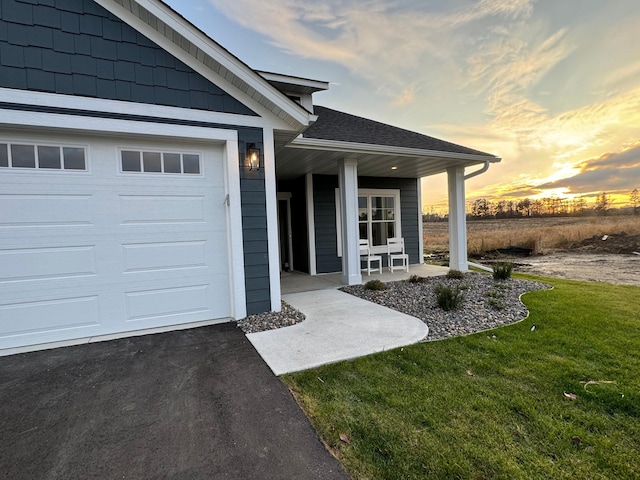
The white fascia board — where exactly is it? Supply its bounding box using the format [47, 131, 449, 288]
[97, 0, 313, 130]
[292, 136, 501, 163]
[0, 88, 277, 130]
[0, 106, 238, 142]
[257, 71, 330, 93]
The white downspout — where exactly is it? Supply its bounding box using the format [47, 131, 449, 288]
[464, 160, 490, 181]
[463, 159, 492, 272]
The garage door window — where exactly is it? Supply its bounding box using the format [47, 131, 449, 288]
[0, 143, 86, 170]
[121, 150, 201, 175]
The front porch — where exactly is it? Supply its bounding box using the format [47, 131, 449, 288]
[269, 102, 499, 313]
[280, 263, 449, 294]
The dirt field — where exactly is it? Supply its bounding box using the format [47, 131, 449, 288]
[424, 215, 640, 286]
[513, 251, 640, 286]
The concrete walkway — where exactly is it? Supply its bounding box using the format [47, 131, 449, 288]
[247, 289, 429, 375]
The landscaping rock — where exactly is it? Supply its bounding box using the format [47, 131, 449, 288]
[236, 301, 306, 333]
[341, 273, 551, 341]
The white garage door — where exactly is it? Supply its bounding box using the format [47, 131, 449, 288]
[0, 133, 232, 351]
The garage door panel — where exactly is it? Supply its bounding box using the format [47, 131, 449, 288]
[121, 240, 208, 273]
[0, 245, 97, 283]
[0, 295, 101, 349]
[124, 284, 221, 323]
[0, 193, 94, 227]
[119, 194, 208, 225]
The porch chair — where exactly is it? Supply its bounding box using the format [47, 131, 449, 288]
[387, 237, 409, 273]
[359, 239, 382, 275]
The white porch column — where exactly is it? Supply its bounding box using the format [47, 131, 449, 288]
[338, 158, 362, 285]
[263, 128, 282, 312]
[447, 166, 468, 271]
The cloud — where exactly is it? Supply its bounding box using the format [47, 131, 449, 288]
[601, 60, 640, 90]
[536, 143, 640, 194]
[205, 0, 640, 209]
[393, 85, 417, 107]
[207, 0, 538, 95]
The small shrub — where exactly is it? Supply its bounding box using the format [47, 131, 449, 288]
[485, 290, 505, 299]
[446, 269, 465, 280]
[364, 279, 387, 291]
[487, 298, 506, 310]
[407, 274, 425, 283]
[435, 283, 465, 311]
[493, 262, 514, 280]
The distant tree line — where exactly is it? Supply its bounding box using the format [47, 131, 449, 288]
[423, 189, 640, 221]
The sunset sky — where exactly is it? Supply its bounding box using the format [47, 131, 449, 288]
[164, 0, 640, 213]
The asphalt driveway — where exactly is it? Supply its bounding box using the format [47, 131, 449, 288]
[0, 323, 348, 480]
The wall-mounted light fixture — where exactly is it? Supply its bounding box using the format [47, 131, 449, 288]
[246, 143, 261, 171]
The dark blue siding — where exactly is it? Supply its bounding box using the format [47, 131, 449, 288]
[313, 175, 421, 273]
[0, 0, 256, 115]
[312, 175, 341, 274]
[238, 128, 271, 315]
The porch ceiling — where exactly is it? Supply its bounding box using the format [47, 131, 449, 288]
[274, 134, 499, 181]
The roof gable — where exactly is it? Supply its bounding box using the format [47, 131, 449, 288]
[96, 0, 314, 130]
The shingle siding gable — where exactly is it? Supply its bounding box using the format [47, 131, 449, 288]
[0, 0, 257, 116]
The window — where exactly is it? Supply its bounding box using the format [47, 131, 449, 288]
[121, 150, 201, 175]
[336, 188, 401, 256]
[0, 143, 86, 171]
[358, 193, 398, 247]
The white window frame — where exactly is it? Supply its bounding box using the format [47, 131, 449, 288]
[0, 140, 89, 173]
[117, 147, 203, 176]
[335, 188, 402, 257]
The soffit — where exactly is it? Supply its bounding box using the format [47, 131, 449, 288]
[275, 142, 492, 180]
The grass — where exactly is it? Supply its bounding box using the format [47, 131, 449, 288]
[283, 276, 640, 479]
[424, 215, 640, 255]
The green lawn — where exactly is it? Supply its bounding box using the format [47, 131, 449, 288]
[283, 277, 640, 479]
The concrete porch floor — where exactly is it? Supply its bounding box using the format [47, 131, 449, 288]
[280, 263, 450, 294]
[247, 264, 450, 375]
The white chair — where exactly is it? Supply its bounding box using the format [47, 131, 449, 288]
[359, 239, 382, 275]
[387, 237, 409, 272]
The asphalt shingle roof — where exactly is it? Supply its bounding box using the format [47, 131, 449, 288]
[303, 106, 493, 157]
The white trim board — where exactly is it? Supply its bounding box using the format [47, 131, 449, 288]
[0, 107, 237, 142]
[0, 88, 276, 130]
[293, 136, 500, 163]
[263, 128, 282, 312]
[306, 173, 317, 275]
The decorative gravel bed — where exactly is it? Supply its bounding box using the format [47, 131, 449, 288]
[340, 273, 551, 341]
[236, 301, 306, 334]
